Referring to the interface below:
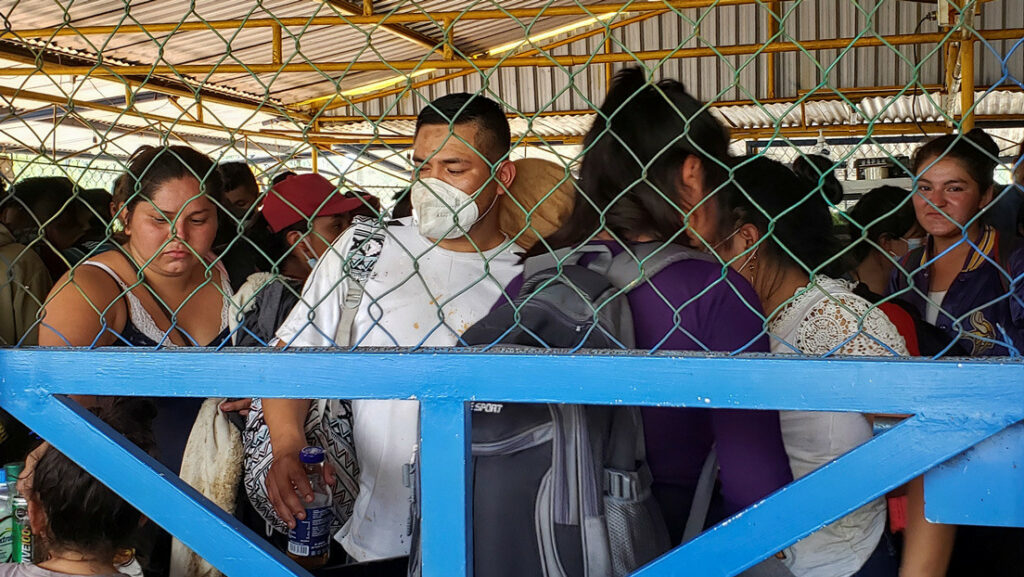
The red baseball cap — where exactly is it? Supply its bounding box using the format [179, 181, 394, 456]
[262, 173, 368, 233]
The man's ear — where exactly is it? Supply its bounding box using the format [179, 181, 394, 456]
[495, 159, 516, 195]
[284, 230, 303, 248]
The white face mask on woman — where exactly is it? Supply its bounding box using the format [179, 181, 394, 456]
[410, 177, 496, 240]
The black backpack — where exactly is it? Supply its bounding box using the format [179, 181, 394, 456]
[460, 242, 710, 577]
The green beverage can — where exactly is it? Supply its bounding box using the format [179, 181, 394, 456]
[12, 496, 30, 564]
[4, 463, 23, 495]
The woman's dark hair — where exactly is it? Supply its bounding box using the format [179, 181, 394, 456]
[30, 398, 157, 558]
[792, 154, 844, 206]
[911, 128, 1000, 192]
[115, 145, 223, 218]
[845, 186, 916, 264]
[711, 156, 842, 272]
[536, 67, 730, 255]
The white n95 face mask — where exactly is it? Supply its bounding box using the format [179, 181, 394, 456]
[411, 177, 489, 240]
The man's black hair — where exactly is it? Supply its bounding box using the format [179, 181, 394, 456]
[217, 162, 259, 196]
[7, 176, 78, 225]
[414, 93, 511, 164]
[271, 171, 297, 186]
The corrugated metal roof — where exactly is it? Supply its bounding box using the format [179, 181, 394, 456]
[323, 1, 1023, 118]
[0, 0, 1020, 156]
[5, 0, 1022, 111]
[320, 90, 1024, 137]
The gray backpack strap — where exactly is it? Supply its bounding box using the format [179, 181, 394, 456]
[682, 446, 718, 543]
[522, 245, 614, 284]
[335, 218, 386, 346]
[606, 242, 713, 292]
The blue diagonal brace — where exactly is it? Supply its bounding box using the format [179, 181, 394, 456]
[634, 414, 1020, 576]
[0, 390, 307, 577]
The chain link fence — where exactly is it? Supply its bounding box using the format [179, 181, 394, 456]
[0, 0, 1023, 574]
[0, 0, 1020, 355]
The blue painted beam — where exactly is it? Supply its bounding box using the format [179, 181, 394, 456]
[0, 390, 308, 577]
[634, 414, 1017, 576]
[419, 400, 472, 577]
[3, 350, 1023, 576]
[3, 349, 1021, 417]
[925, 421, 1024, 526]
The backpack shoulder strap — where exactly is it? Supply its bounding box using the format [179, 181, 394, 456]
[334, 218, 386, 346]
[682, 446, 718, 543]
[606, 242, 712, 292]
[521, 245, 612, 281]
[519, 245, 614, 299]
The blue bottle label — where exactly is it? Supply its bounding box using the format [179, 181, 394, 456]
[287, 506, 331, 557]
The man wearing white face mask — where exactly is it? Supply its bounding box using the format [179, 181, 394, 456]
[260, 93, 522, 566]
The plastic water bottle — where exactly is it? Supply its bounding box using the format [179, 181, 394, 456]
[286, 446, 332, 570]
[0, 471, 12, 563]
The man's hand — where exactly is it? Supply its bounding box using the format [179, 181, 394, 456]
[265, 443, 337, 529]
[219, 398, 252, 418]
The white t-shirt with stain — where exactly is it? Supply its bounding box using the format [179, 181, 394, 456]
[275, 222, 522, 561]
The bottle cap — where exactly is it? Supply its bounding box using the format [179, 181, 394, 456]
[4, 463, 23, 481]
[299, 446, 326, 464]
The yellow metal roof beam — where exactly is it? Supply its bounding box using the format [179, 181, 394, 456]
[2, 1, 760, 38]
[322, 8, 668, 111]
[0, 84, 370, 146]
[0, 44, 313, 124]
[7, 28, 1020, 77]
[308, 10, 626, 109]
[317, 0, 455, 54]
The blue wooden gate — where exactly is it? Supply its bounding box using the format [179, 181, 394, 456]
[2, 348, 1021, 576]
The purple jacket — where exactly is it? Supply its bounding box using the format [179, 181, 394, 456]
[887, 226, 1024, 356]
[502, 241, 793, 516]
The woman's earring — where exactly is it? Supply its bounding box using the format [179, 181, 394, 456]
[747, 252, 759, 287]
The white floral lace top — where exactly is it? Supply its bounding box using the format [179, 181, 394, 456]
[769, 276, 908, 357]
[769, 276, 907, 577]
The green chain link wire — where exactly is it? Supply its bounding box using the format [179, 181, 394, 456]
[0, 0, 1019, 353]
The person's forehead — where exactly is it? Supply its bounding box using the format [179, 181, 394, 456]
[224, 185, 257, 200]
[413, 122, 486, 161]
[145, 177, 209, 209]
[918, 155, 973, 179]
